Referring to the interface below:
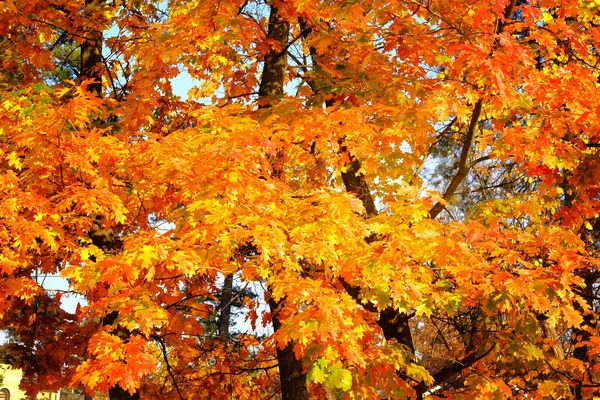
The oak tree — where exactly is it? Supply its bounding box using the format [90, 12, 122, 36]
[2, 0, 600, 399]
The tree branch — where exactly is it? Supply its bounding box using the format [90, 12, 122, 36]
[415, 343, 495, 396]
[429, 99, 483, 219]
[155, 335, 186, 400]
[337, 278, 379, 313]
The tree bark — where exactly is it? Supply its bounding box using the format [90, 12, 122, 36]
[108, 386, 141, 400]
[257, 5, 289, 103]
[269, 298, 310, 400]
[81, 0, 103, 98]
[340, 159, 378, 218]
[217, 273, 234, 340]
[258, 5, 310, 400]
[571, 271, 597, 399]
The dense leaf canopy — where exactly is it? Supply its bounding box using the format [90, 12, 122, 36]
[2, 0, 600, 399]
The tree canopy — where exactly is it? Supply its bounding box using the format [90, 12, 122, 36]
[2, 0, 600, 399]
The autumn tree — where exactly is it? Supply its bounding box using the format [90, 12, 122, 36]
[3, 0, 600, 399]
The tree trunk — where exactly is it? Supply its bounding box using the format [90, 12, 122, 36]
[257, 5, 309, 400]
[217, 273, 234, 340]
[571, 271, 597, 400]
[269, 298, 310, 400]
[340, 159, 378, 218]
[81, 0, 103, 98]
[108, 386, 141, 400]
[257, 5, 288, 103]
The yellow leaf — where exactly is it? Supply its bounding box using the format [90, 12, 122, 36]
[138, 245, 159, 268]
[6, 152, 22, 170]
[541, 12, 553, 23]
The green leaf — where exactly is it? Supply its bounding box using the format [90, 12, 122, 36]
[307, 359, 326, 384]
[327, 364, 353, 391]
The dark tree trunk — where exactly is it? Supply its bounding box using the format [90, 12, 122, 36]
[268, 298, 310, 400]
[340, 159, 378, 218]
[571, 271, 598, 400]
[81, 0, 103, 98]
[257, 5, 289, 103]
[217, 273, 234, 340]
[257, 5, 309, 400]
[108, 386, 141, 400]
